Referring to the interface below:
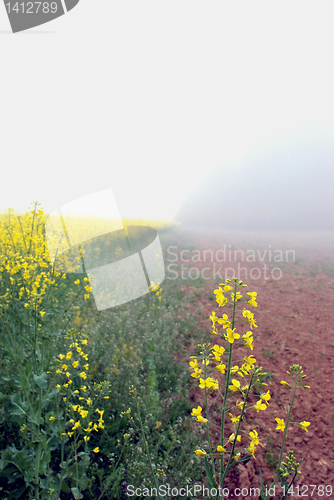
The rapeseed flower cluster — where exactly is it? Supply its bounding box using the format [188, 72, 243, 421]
[52, 328, 111, 450]
[189, 277, 311, 494]
[0, 205, 63, 315]
[190, 279, 266, 471]
[149, 280, 163, 309]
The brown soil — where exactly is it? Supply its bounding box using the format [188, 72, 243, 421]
[163, 227, 334, 500]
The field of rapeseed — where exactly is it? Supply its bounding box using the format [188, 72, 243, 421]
[0, 204, 204, 499]
[0, 203, 321, 500]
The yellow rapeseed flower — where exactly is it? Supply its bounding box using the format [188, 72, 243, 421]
[229, 413, 240, 424]
[231, 292, 242, 301]
[218, 313, 230, 328]
[229, 379, 240, 392]
[249, 430, 259, 445]
[224, 328, 240, 344]
[242, 331, 254, 350]
[214, 288, 227, 307]
[228, 433, 241, 443]
[210, 311, 218, 324]
[244, 355, 256, 366]
[216, 363, 226, 374]
[254, 400, 267, 412]
[246, 291, 257, 307]
[260, 390, 271, 402]
[189, 358, 198, 369]
[212, 344, 225, 361]
[191, 406, 208, 422]
[299, 421, 310, 432]
[275, 418, 285, 432]
[194, 449, 207, 456]
[236, 401, 245, 410]
[191, 367, 202, 378]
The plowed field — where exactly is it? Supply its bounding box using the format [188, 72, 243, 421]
[162, 227, 334, 499]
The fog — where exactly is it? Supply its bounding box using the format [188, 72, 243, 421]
[175, 131, 334, 231]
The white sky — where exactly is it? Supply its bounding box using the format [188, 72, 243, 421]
[1, 1, 334, 221]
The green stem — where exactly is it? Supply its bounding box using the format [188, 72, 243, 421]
[280, 469, 298, 500]
[270, 375, 298, 490]
[97, 443, 126, 500]
[219, 374, 254, 492]
[219, 282, 237, 482]
[4, 323, 36, 422]
[35, 441, 41, 499]
[135, 397, 162, 500]
[204, 360, 215, 481]
[28, 203, 37, 255]
[75, 437, 79, 492]
[34, 303, 38, 373]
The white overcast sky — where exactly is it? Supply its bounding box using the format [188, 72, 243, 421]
[1, 1, 334, 220]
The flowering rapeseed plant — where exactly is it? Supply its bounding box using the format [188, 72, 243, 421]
[0, 204, 110, 500]
[189, 278, 311, 500]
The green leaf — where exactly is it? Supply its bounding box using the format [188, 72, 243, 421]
[204, 456, 216, 489]
[0, 392, 10, 403]
[33, 372, 48, 390]
[71, 487, 83, 499]
[61, 480, 71, 493]
[259, 467, 268, 500]
[8, 394, 29, 418]
[237, 454, 252, 464]
[78, 473, 89, 490]
[1, 374, 21, 388]
[0, 445, 34, 481]
[24, 360, 34, 380]
[147, 340, 155, 352]
[51, 332, 65, 338]
[40, 477, 49, 489]
[13, 483, 28, 497]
